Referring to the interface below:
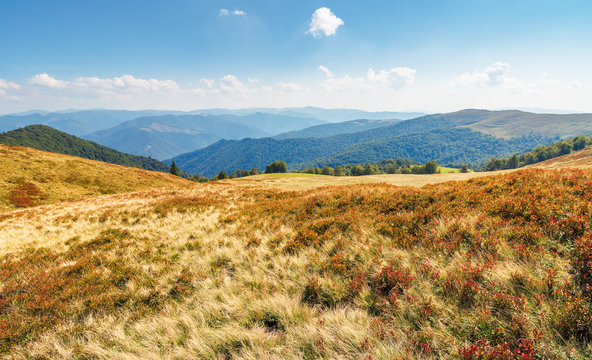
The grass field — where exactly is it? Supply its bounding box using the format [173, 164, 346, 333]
[2, 146, 592, 358]
[226, 170, 508, 191]
[0, 145, 191, 212]
[1, 165, 591, 358]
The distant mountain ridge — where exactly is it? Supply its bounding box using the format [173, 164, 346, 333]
[170, 109, 592, 176]
[0, 125, 170, 172]
[0, 108, 425, 160]
[273, 119, 403, 140]
[0, 110, 180, 136]
[84, 113, 325, 160]
[190, 107, 425, 122]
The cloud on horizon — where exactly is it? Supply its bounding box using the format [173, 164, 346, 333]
[451, 62, 513, 88]
[0, 78, 20, 95]
[320, 66, 416, 91]
[0, 65, 587, 114]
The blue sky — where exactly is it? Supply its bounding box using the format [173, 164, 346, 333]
[1, 0, 591, 113]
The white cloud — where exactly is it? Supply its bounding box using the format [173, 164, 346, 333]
[367, 68, 416, 88]
[0, 78, 20, 95]
[307, 7, 344, 38]
[30, 73, 69, 88]
[320, 66, 416, 91]
[451, 62, 513, 88]
[277, 82, 302, 92]
[318, 65, 334, 78]
[200, 78, 214, 88]
[69, 74, 179, 92]
[219, 8, 246, 16]
[219, 74, 249, 94]
[2, 66, 588, 115]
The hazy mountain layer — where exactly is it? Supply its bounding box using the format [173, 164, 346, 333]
[85, 113, 325, 160]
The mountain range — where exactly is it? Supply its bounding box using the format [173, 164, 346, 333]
[171, 109, 592, 176]
[83, 113, 325, 160]
[1, 108, 419, 160]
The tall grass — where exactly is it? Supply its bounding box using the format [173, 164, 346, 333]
[1, 169, 591, 358]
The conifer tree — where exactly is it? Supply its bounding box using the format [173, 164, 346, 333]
[170, 161, 180, 176]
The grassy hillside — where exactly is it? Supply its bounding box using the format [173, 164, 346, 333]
[464, 110, 592, 139]
[526, 145, 592, 169]
[0, 145, 191, 212]
[0, 125, 170, 172]
[1, 169, 592, 358]
[482, 136, 592, 171]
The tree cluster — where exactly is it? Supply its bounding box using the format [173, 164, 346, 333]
[483, 136, 592, 171]
[298, 159, 443, 177]
[190, 167, 260, 182]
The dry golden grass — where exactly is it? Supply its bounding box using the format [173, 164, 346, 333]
[224, 170, 513, 191]
[525, 145, 592, 169]
[0, 145, 192, 212]
[2, 168, 592, 359]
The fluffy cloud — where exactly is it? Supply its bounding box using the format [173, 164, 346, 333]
[28, 73, 178, 92]
[367, 68, 416, 88]
[451, 62, 513, 87]
[320, 66, 416, 91]
[307, 7, 344, 38]
[2, 66, 588, 115]
[219, 74, 249, 94]
[30, 73, 69, 88]
[0, 78, 20, 95]
[70, 75, 179, 92]
[219, 8, 246, 16]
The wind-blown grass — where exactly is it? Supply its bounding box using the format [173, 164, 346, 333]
[1, 169, 591, 359]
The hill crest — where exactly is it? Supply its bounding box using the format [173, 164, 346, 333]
[0, 144, 191, 212]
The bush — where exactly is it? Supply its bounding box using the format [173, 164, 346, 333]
[265, 160, 288, 174]
[424, 161, 438, 174]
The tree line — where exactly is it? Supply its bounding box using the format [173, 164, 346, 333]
[173, 159, 459, 182]
[170, 135, 592, 181]
[482, 136, 592, 171]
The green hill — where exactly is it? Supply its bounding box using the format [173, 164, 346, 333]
[172, 110, 570, 176]
[0, 125, 170, 172]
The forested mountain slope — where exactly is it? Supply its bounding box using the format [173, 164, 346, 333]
[0, 125, 170, 172]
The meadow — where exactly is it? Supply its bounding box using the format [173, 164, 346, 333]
[1, 167, 591, 359]
[0, 145, 191, 212]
